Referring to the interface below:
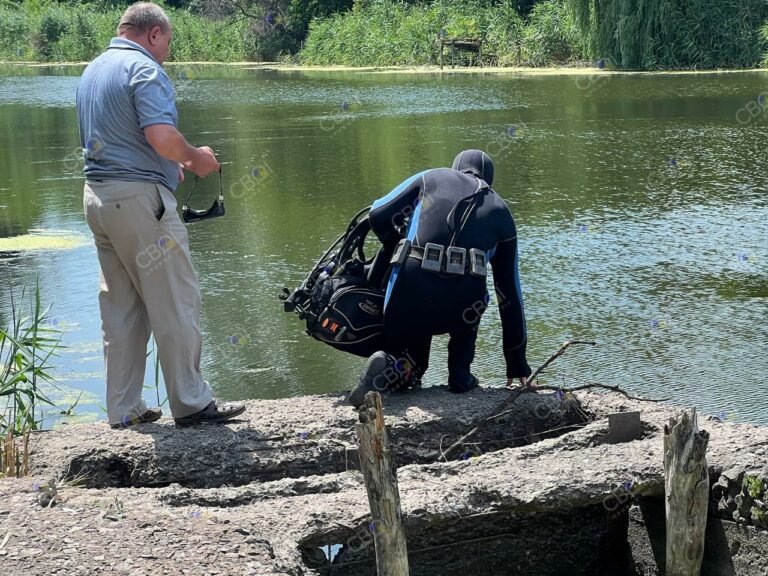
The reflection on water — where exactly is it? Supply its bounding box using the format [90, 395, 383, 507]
[0, 64, 766, 425]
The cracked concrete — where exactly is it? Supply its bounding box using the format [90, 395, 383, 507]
[1, 387, 766, 575]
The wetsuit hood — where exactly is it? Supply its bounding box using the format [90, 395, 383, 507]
[451, 149, 494, 186]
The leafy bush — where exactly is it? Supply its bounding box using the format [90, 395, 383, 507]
[300, 0, 527, 67]
[168, 10, 249, 61]
[37, 8, 69, 59]
[0, 8, 32, 60]
[485, 2, 525, 65]
[0, 2, 250, 62]
[520, 0, 581, 66]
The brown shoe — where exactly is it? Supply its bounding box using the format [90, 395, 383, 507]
[173, 400, 246, 427]
[110, 407, 163, 429]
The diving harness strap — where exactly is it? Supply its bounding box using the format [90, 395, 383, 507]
[390, 177, 491, 277]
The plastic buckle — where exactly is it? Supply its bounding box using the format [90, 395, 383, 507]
[469, 248, 487, 278]
[421, 243, 443, 273]
[390, 238, 411, 267]
[445, 247, 467, 276]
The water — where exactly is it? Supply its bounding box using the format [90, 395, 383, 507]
[0, 64, 766, 426]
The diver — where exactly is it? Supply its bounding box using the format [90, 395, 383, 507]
[349, 150, 532, 407]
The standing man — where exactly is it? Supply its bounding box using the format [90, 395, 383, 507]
[350, 150, 532, 407]
[77, 2, 245, 428]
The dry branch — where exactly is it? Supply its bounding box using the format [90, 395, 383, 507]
[440, 340, 596, 461]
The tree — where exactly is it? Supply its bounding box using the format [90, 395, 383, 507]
[567, 0, 768, 69]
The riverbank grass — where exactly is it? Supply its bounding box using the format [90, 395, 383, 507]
[0, 279, 60, 477]
[299, 0, 584, 67]
[0, 2, 250, 63]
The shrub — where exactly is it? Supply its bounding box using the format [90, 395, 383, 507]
[36, 8, 69, 59]
[0, 2, 249, 63]
[300, 0, 526, 67]
[0, 7, 32, 59]
[520, 0, 581, 66]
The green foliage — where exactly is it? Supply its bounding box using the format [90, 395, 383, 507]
[567, 0, 768, 70]
[753, 507, 767, 529]
[40, 8, 118, 62]
[4, 0, 767, 67]
[300, 0, 530, 67]
[520, 0, 581, 66]
[485, 2, 525, 65]
[0, 1, 250, 62]
[38, 8, 69, 58]
[744, 474, 765, 500]
[287, 0, 354, 40]
[0, 5, 33, 59]
[0, 279, 59, 437]
[167, 10, 250, 61]
[760, 24, 768, 69]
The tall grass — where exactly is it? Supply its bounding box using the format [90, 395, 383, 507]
[299, 0, 583, 67]
[1, 279, 60, 478]
[520, 0, 581, 67]
[0, 1, 251, 62]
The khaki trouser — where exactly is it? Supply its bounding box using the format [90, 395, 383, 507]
[83, 180, 213, 426]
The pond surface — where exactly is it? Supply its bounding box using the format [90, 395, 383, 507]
[0, 64, 766, 426]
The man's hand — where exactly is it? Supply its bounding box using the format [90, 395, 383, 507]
[506, 376, 533, 388]
[177, 163, 185, 183]
[185, 146, 219, 178]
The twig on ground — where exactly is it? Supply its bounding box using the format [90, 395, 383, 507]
[534, 383, 669, 403]
[514, 339, 597, 389]
[440, 339, 596, 461]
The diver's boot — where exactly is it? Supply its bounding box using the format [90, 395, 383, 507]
[349, 351, 393, 408]
[448, 373, 479, 394]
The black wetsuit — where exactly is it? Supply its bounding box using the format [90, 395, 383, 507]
[367, 167, 531, 390]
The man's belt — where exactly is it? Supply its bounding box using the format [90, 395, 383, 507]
[390, 239, 487, 278]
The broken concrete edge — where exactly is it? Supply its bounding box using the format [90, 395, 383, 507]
[7, 388, 768, 533]
[22, 386, 594, 489]
[1, 388, 767, 575]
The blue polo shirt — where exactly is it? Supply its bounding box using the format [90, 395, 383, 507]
[76, 37, 179, 191]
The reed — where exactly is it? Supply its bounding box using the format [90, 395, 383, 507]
[0, 278, 60, 478]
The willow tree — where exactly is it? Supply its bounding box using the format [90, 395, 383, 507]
[567, 0, 768, 69]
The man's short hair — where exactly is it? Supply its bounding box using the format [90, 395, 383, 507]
[117, 2, 171, 35]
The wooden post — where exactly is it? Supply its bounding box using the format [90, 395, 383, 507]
[356, 392, 409, 576]
[439, 39, 444, 69]
[664, 409, 709, 576]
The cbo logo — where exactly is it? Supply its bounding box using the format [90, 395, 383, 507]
[136, 233, 181, 272]
[157, 236, 176, 250]
[85, 136, 104, 155]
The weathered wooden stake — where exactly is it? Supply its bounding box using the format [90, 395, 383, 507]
[356, 391, 409, 576]
[664, 409, 709, 576]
